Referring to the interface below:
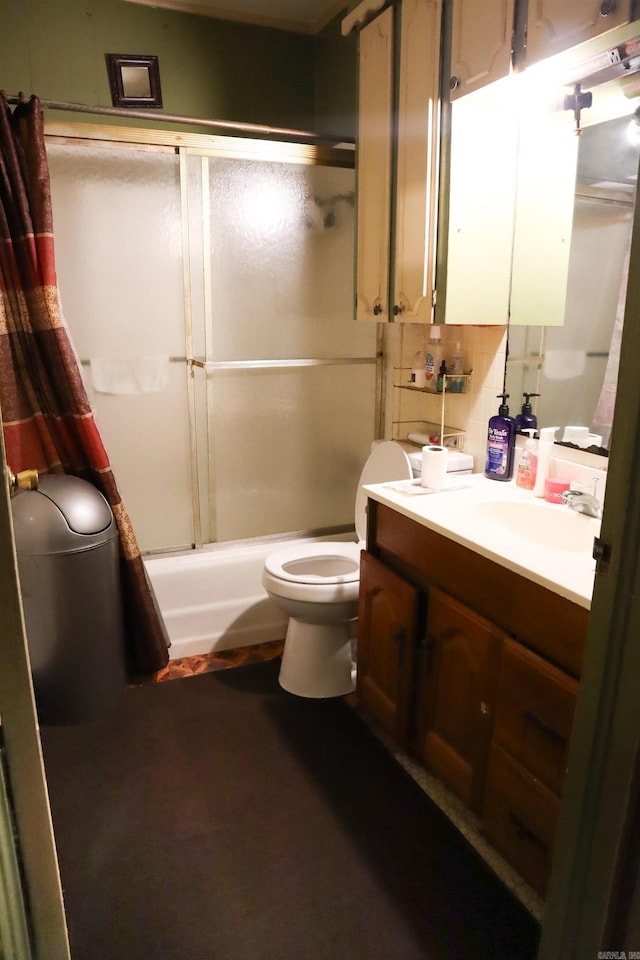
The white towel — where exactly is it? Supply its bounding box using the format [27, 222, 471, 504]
[90, 356, 170, 395]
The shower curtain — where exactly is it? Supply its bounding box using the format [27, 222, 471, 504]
[0, 92, 168, 677]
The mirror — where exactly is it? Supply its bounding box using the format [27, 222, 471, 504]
[505, 67, 640, 455]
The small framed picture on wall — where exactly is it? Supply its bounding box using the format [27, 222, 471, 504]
[106, 54, 163, 108]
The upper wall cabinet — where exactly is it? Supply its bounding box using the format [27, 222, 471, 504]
[355, 7, 394, 322]
[525, 0, 633, 67]
[354, 0, 442, 324]
[442, 81, 518, 325]
[393, 0, 443, 322]
[449, 0, 516, 99]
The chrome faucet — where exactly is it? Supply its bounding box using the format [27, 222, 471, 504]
[562, 490, 602, 519]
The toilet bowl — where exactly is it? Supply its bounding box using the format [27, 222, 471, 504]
[262, 441, 413, 698]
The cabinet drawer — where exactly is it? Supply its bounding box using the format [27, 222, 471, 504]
[483, 743, 560, 897]
[494, 639, 578, 796]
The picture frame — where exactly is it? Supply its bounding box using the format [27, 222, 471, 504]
[105, 54, 163, 108]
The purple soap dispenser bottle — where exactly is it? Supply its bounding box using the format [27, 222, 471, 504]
[484, 394, 517, 481]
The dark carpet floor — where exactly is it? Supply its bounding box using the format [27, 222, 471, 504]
[40, 659, 540, 960]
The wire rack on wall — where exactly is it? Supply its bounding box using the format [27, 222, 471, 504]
[392, 369, 470, 449]
[391, 420, 466, 449]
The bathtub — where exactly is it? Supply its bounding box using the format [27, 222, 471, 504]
[144, 534, 354, 661]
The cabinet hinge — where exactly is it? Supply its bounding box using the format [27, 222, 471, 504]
[431, 289, 437, 308]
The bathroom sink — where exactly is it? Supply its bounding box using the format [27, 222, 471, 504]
[455, 499, 600, 553]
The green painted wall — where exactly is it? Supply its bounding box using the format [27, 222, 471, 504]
[314, 14, 357, 139]
[0, 0, 356, 137]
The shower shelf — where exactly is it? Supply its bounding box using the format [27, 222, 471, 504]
[392, 368, 468, 450]
[393, 369, 471, 395]
[392, 420, 466, 449]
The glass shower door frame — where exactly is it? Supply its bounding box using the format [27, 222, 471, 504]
[181, 144, 382, 548]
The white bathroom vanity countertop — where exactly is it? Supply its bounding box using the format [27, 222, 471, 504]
[363, 473, 599, 610]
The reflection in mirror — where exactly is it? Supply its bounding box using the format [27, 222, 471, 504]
[506, 104, 639, 454]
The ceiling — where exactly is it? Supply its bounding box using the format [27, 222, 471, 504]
[121, 0, 347, 34]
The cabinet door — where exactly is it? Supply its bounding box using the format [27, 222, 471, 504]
[449, 0, 516, 99]
[356, 6, 394, 322]
[357, 551, 419, 743]
[509, 105, 579, 327]
[442, 83, 518, 326]
[526, 0, 631, 67]
[392, 0, 442, 323]
[419, 586, 504, 813]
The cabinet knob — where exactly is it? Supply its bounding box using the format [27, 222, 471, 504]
[393, 303, 405, 316]
[600, 0, 616, 14]
[373, 303, 382, 316]
[449, 75, 460, 91]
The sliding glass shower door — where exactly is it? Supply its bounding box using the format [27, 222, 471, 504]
[47, 132, 377, 553]
[186, 152, 377, 544]
[47, 141, 194, 552]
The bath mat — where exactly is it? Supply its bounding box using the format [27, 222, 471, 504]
[41, 659, 539, 960]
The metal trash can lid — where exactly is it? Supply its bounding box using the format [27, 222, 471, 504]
[11, 475, 117, 555]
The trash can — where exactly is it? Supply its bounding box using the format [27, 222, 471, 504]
[11, 475, 126, 725]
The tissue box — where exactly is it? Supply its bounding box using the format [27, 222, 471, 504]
[407, 449, 473, 476]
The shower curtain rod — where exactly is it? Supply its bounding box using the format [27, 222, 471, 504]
[5, 94, 355, 146]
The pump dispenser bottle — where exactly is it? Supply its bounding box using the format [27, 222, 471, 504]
[484, 394, 517, 481]
[515, 393, 540, 434]
[516, 429, 538, 490]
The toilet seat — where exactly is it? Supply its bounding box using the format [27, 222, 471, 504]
[264, 441, 412, 589]
[354, 441, 412, 541]
[264, 541, 361, 584]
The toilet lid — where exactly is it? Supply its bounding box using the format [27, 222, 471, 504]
[354, 441, 412, 542]
[264, 541, 361, 584]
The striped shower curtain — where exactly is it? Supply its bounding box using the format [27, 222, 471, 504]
[0, 91, 169, 677]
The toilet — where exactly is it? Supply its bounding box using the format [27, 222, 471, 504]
[262, 441, 413, 698]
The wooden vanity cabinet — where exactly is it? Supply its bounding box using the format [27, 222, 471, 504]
[359, 498, 588, 896]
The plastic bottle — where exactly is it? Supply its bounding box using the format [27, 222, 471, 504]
[411, 350, 427, 388]
[533, 426, 559, 498]
[447, 341, 465, 394]
[425, 326, 445, 392]
[436, 359, 447, 394]
[515, 392, 540, 434]
[516, 429, 538, 490]
[484, 394, 517, 481]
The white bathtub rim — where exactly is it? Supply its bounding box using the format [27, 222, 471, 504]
[144, 531, 357, 661]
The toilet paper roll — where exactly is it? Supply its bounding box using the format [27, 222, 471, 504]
[421, 445, 448, 490]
